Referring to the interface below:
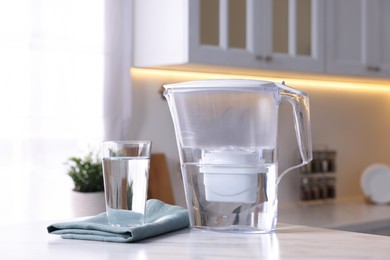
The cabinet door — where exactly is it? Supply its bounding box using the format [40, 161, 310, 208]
[370, 0, 390, 76]
[326, 0, 365, 76]
[326, 0, 390, 77]
[189, 0, 259, 68]
[260, 0, 325, 73]
[190, 0, 324, 73]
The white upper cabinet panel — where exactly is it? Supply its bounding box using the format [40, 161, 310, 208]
[190, 0, 324, 73]
[188, 0, 257, 68]
[134, 0, 389, 78]
[134, 0, 324, 74]
[376, 0, 390, 76]
[262, 0, 324, 72]
[326, 0, 390, 78]
[133, 0, 190, 67]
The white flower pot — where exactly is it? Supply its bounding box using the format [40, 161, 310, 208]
[71, 191, 106, 217]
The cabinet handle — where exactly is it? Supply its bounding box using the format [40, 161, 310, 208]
[367, 66, 381, 72]
[255, 55, 263, 61]
[255, 55, 273, 62]
[265, 56, 273, 62]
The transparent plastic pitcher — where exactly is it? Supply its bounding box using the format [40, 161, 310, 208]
[163, 79, 312, 233]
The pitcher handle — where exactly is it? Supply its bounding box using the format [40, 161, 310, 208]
[276, 83, 313, 185]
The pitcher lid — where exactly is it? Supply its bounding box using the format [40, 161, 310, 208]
[163, 79, 277, 89]
[163, 79, 307, 97]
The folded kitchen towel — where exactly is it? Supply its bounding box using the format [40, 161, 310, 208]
[47, 199, 189, 243]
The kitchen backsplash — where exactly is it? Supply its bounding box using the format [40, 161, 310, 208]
[130, 70, 390, 207]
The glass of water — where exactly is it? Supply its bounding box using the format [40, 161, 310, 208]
[101, 140, 152, 227]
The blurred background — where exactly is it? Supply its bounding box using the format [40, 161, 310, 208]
[1, 0, 390, 226]
[0, 0, 131, 223]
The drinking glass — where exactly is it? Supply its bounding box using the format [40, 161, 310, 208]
[101, 141, 152, 227]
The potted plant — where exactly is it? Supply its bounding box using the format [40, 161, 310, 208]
[66, 151, 106, 216]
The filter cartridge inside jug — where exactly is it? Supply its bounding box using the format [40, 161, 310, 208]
[200, 149, 268, 203]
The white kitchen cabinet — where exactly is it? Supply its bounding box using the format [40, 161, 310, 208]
[326, 0, 390, 78]
[133, 0, 324, 74]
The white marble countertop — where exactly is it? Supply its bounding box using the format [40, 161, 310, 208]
[2, 220, 390, 259]
[279, 197, 390, 234]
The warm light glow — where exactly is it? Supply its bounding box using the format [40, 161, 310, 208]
[131, 67, 390, 93]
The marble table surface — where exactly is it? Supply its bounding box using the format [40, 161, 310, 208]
[2, 220, 390, 259]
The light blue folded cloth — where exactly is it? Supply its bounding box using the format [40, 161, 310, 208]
[47, 199, 189, 243]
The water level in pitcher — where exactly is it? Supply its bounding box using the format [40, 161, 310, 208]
[182, 163, 278, 233]
[102, 157, 150, 226]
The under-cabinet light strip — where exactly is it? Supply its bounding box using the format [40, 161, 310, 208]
[131, 67, 390, 93]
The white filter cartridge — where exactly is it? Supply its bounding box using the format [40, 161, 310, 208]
[200, 151, 267, 203]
